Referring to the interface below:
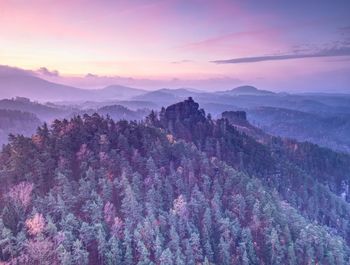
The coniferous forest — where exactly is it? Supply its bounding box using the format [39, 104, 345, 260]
[1, 98, 350, 265]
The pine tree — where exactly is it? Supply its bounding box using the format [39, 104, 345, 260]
[154, 234, 164, 262]
[72, 239, 89, 265]
[79, 222, 95, 247]
[57, 244, 73, 265]
[123, 227, 134, 265]
[270, 228, 284, 265]
[159, 248, 174, 265]
[174, 248, 186, 265]
[137, 240, 153, 265]
[189, 232, 203, 263]
[218, 236, 230, 265]
[168, 225, 180, 254]
[241, 227, 258, 265]
[242, 248, 249, 265]
[184, 239, 195, 265]
[82, 191, 104, 223]
[287, 243, 297, 265]
[106, 236, 122, 265]
[96, 224, 107, 264]
[121, 175, 142, 228]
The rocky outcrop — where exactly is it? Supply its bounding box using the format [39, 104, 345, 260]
[160, 97, 207, 141]
[222, 110, 271, 143]
[164, 97, 205, 123]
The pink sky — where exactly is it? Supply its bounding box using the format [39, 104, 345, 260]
[0, 0, 349, 91]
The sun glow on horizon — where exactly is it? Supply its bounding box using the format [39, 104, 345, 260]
[0, 0, 349, 91]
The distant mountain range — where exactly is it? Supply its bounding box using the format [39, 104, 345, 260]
[0, 65, 145, 102]
[216, 85, 275, 95]
[1, 65, 279, 103]
[0, 97, 68, 121]
[2, 64, 350, 153]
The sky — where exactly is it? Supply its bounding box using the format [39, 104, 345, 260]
[0, 0, 350, 92]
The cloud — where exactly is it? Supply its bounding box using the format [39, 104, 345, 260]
[0, 65, 35, 77]
[212, 45, 350, 64]
[180, 28, 279, 53]
[85, 73, 99, 78]
[41, 70, 243, 91]
[338, 26, 350, 32]
[171, 60, 194, 64]
[37, 67, 60, 77]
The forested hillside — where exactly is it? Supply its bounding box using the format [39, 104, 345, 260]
[0, 98, 67, 121]
[0, 99, 350, 264]
[248, 107, 350, 153]
[0, 109, 41, 146]
[69, 105, 148, 122]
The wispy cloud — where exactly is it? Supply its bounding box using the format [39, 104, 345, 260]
[171, 60, 194, 64]
[181, 28, 279, 53]
[212, 45, 350, 64]
[338, 26, 350, 33]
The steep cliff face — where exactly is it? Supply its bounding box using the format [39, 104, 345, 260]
[160, 97, 207, 141]
[164, 97, 205, 123]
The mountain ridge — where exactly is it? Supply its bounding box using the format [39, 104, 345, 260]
[217, 85, 275, 96]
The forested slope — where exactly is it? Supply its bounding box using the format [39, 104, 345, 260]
[155, 98, 350, 244]
[0, 99, 349, 264]
[0, 109, 41, 146]
[248, 106, 350, 153]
